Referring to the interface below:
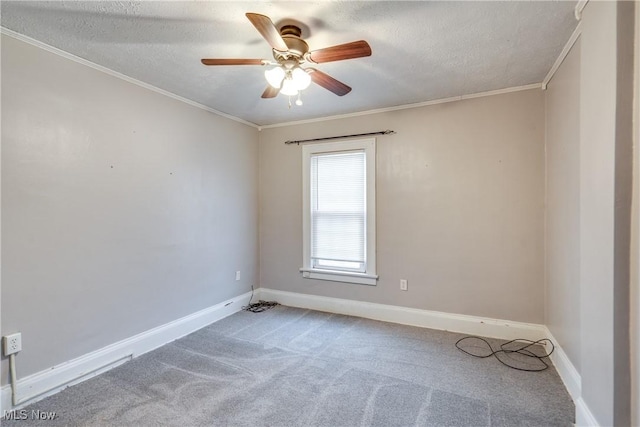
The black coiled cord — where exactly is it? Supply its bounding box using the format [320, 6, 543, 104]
[243, 285, 279, 313]
[455, 336, 555, 372]
[244, 300, 279, 313]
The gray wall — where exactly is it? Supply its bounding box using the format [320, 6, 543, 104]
[259, 89, 545, 324]
[612, 1, 635, 422]
[633, 3, 640, 424]
[544, 39, 581, 371]
[3, 7, 638, 422]
[1, 35, 259, 383]
[579, 1, 634, 425]
[544, 3, 637, 424]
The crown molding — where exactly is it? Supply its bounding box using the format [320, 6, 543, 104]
[258, 83, 542, 130]
[542, 21, 582, 90]
[0, 27, 259, 129]
[575, 0, 589, 21]
[2, 27, 544, 132]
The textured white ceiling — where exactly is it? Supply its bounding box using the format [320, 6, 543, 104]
[1, 1, 577, 126]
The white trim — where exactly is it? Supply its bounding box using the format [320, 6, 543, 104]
[542, 22, 582, 90]
[543, 327, 582, 401]
[0, 287, 592, 422]
[299, 268, 378, 286]
[301, 139, 377, 286]
[1, 27, 542, 131]
[260, 84, 542, 129]
[576, 397, 600, 427]
[257, 288, 546, 342]
[256, 287, 593, 425]
[1, 291, 252, 412]
[575, 0, 589, 21]
[0, 27, 258, 129]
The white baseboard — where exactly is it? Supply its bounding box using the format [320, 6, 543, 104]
[1, 287, 599, 427]
[258, 288, 547, 341]
[543, 327, 582, 401]
[575, 397, 600, 426]
[1, 291, 252, 412]
[259, 288, 598, 426]
[541, 328, 594, 426]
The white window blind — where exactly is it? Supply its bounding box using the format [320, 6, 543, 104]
[310, 150, 366, 272]
[301, 138, 377, 286]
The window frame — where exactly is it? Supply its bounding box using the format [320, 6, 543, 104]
[300, 138, 377, 286]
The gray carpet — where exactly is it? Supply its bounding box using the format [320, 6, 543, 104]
[3, 306, 574, 426]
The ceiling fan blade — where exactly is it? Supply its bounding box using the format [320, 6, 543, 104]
[307, 68, 352, 96]
[308, 40, 372, 64]
[261, 86, 280, 98]
[201, 58, 265, 66]
[246, 13, 288, 52]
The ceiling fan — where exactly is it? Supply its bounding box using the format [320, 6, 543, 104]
[201, 13, 372, 104]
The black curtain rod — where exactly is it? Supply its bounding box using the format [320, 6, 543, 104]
[284, 130, 396, 145]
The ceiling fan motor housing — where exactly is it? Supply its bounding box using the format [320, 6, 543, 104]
[273, 25, 309, 61]
[201, 13, 370, 98]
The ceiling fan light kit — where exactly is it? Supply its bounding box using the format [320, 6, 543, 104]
[201, 12, 371, 107]
[280, 79, 298, 97]
[265, 63, 311, 94]
[291, 67, 311, 90]
[264, 66, 285, 88]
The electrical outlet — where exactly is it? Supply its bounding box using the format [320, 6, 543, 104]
[3, 333, 22, 355]
[235, 271, 241, 281]
[400, 279, 408, 291]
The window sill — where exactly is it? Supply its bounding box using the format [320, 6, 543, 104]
[299, 268, 378, 286]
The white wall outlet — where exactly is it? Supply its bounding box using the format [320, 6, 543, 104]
[3, 333, 22, 355]
[235, 271, 241, 281]
[400, 279, 408, 291]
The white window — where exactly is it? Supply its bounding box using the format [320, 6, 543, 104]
[300, 138, 377, 285]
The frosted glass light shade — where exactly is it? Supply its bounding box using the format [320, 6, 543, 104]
[280, 78, 299, 96]
[265, 67, 285, 88]
[291, 67, 311, 90]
